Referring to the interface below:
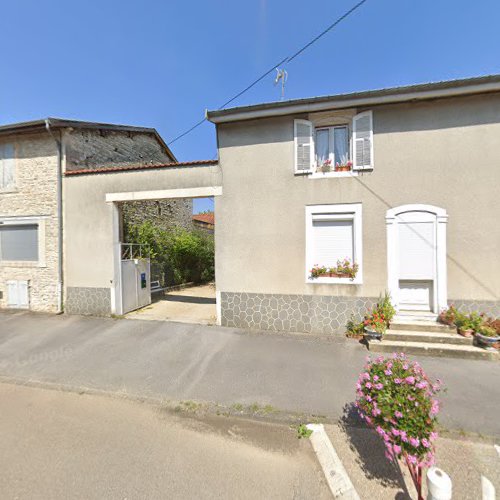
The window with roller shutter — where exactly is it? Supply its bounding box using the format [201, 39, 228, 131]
[305, 203, 363, 284]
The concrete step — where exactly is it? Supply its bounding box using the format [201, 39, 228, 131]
[367, 339, 499, 361]
[390, 320, 455, 334]
[395, 311, 438, 321]
[385, 330, 473, 346]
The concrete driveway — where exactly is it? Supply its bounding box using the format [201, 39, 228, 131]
[0, 382, 329, 499]
[0, 310, 500, 438]
[126, 283, 216, 324]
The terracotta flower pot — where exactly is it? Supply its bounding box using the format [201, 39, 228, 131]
[335, 166, 351, 172]
[458, 328, 474, 338]
[317, 272, 349, 278]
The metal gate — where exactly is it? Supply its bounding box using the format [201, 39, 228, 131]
[121, 243, 151, 314]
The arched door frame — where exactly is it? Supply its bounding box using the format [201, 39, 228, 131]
[386, 204, 448, 313]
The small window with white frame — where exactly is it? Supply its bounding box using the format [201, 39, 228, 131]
[305, 203, 362, 284]
[0, 217, 45, 266]
[315, 125, 350, 173]
[293, 111, 373, 176]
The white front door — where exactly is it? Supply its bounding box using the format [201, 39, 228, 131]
[386, 205, 448, 314]
[397, 212, 436, 311]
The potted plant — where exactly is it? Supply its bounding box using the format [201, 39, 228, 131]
[455, 311, 483, 337]
[376, 292, 396, 327]
[318, 159, 332, 173]
[363, 311, 387, 340]
[356, 353, 442, 500]
[346, 315, 365, 340]
[474, 325, 500, 349]
[334, 160, 353, 172]
[437, 305, 457, 326]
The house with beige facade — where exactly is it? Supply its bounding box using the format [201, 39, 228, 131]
[207, 75, 500, 334]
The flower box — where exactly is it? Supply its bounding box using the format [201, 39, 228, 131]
[334, 165, 352, 172]
[316, 272, 351, 279]
[309, 259, 359, 281]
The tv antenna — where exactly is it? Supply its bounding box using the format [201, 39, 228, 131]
[274, 68, 288, 100]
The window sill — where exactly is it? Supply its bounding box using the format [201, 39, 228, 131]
[306, 277, 363, 285]
[0, 261, 45, 268]
[0, 188, 18, 194]
[309, 171, 358, 179]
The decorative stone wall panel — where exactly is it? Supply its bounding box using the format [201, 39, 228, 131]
[65, 287, 111, 316]
[449, 299, 500, 318]
[221, 292, 377, 335]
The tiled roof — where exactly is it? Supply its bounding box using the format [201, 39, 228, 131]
[192, 212, 214, 225]
[64, 160, 218, 176]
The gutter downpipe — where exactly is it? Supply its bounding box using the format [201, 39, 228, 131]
[45, 119, 64, 314]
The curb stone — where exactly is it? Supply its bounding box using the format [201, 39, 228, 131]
[307, 423, 360, 499]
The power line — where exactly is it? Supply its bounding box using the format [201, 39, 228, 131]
[167, 0, 370, 146]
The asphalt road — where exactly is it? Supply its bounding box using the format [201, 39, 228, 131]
[0, 382, 330, 499]
[1, 310, 499, 438]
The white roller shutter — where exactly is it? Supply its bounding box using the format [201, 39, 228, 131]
[352, 111, 373, 170]
[294, 119, 314, 173]
[398, 221, 435, 279]
[312, 219, 354, 266]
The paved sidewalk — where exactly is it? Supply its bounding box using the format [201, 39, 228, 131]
[326, 422, 500, 499]
[1, 310, 499, 438]
[0, 382, 329, 499]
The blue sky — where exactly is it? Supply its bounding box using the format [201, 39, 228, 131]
[2, 0, 500, 212]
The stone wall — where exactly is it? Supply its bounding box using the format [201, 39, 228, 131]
[64, 128, 173, 171]
[0, 134, 60, 312]
[220, 292, 377, 335]
[121, 198, 194, 235]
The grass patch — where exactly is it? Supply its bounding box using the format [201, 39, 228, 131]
[296, 424, 313, 439]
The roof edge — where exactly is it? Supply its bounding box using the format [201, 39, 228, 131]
[64, 160, 218, 177]
[207, 74, 500, 123]
[0, 117, 178, 162]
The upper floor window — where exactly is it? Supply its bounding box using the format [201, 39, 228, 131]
[294, 111, 373, 176]
[315, 125, 349, 172]
[0, 143, 15, 191]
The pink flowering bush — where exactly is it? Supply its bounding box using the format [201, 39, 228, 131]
[355, 353, 442, 494]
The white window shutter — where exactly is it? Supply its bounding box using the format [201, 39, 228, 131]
[0, 144, 15, 189]
[6, 280, 29, 308]
[6, 281, 19, 307]
[352, 111, 373, 170]
[294, 119, 314, 173]
[17, 281, 29, 308]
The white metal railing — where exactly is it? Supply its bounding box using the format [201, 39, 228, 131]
[120, 243, 150, 260]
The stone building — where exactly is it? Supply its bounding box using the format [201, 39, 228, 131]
[0, 118, 191, 312]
